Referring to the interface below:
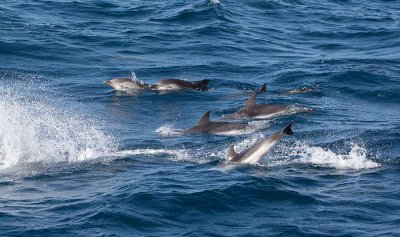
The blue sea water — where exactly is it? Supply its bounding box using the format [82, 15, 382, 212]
[1, 0, 400, 236]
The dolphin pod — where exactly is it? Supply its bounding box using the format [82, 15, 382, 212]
[104, 77, 211, 92]
[104, 77, 312, 164]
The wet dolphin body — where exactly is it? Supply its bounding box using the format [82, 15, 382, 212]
[183, 111, 252, 135]
[228, 122, 293, 164]
[151, 79, 211, 91]
[104, 77, 150, 91]
[224, 93, 289, 119]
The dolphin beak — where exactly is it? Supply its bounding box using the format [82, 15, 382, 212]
[103, 80, 112, 86]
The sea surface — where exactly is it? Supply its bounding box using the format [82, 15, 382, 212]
[1, 0, 400, 236]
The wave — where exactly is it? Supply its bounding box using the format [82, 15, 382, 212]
[150, 0, 223, 23]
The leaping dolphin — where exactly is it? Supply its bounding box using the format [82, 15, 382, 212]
[104, 77, 150, 91]
[228, 122, 293, 164]
[183, 111, 254, 135]
[224, 93, 289, 119]
[151, 79, 211, 91]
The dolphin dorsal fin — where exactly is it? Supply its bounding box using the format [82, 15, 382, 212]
[228, 145, 239, 161]
[245, 94, 257, 108]
[197, 111, 211, 126]
[259, 83, 266, 93]
[283, 121, 294, 135]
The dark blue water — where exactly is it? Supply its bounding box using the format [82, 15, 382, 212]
[1, 0, 400, 236]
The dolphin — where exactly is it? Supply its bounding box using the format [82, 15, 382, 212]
[183, 111, 254, 135]
[224, 93, 289, 119]
[151, 79, 211, 91]
[104, 77, 150, 91]
[228, 122, 293, 164]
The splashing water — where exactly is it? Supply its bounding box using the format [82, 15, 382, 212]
[291, 142, 380, 170]
[129, 69, 149, 88]
[130, 70, 138, 82]
[155, 124, 183, 137]
[0, 92, 117, 169]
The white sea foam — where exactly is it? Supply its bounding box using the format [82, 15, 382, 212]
[112, 148, 211, 164]
[0, 91, 117, 169]
[114, 148, 189, 160]
[155, 124, 183, 136]
[210, 0, 220, 4]
[290, 142, 379, 170]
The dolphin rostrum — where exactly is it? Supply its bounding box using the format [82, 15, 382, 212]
[104, 77, 150, 91]
[228, 122, 293, 164]
[224, 93, 289, 119]
[150, 79, 211, 91]
[183, 111, 254, 135]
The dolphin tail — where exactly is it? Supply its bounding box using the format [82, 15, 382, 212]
[283, 122, 294, 135]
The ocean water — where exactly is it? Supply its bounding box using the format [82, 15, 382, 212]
[1, 0, 400, 236]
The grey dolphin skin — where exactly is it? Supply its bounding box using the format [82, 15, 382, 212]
[224, 93, 289, 119]
[228, 122, 293, 164]
[105, 78, 211, 92]
[104, 77, 150, 91]
[183, 111, 252, 135]
[151, 79, 211, 91]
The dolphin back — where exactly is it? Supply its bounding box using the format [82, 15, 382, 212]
[192, 79, 211, 91]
